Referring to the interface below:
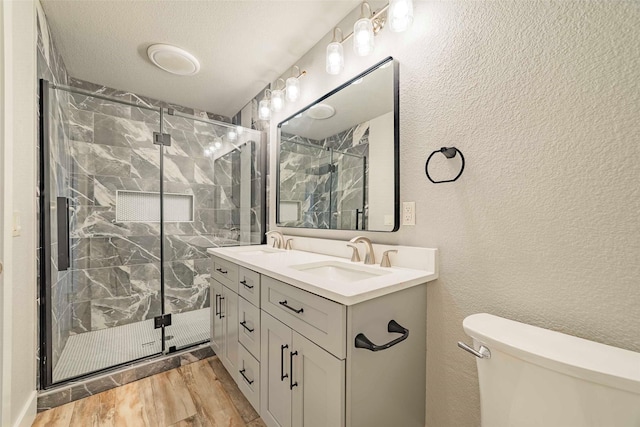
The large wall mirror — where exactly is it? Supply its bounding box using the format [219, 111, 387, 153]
[276, 57, 399, 231]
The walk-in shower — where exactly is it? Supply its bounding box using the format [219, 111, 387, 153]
[39, 80, 265, 387]
[278, 138, 366, 230]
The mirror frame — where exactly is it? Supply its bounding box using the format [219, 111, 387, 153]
[275, 56, 400, 232]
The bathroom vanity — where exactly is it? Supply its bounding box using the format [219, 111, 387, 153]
[207, 238, 438, 427]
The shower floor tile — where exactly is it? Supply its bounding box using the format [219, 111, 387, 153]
[53, 308, 210, 382]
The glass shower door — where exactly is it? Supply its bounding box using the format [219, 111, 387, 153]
[161, 111, 264, 351]
[330, 150, 366, 230]
[41, 81, 164, 385]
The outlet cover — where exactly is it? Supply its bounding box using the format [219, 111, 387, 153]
[402, 202, 415, 226]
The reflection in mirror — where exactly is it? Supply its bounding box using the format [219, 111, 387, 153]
[277, 57, 398, 231]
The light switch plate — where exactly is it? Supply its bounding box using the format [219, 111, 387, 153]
[402, 202, 415, 226]
[12, 211, 21, 237]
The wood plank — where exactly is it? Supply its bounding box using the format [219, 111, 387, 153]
[168, 414, 204, 427]
[32, 402, 75, 427]
[179, 359, 246, 426]
[97, 388, 117, 427]
[68, 393, 101, 427]
[207, 356, 260, 423]
[246, 418, 268, 427]
[137, 376, 160, 426]
[150, 367, 197, 425]
[113, 379, 156, 427]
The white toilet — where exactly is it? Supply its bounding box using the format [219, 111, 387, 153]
[461, 313, 640, 427]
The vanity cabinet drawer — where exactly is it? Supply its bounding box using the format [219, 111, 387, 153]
[238, 296, 261, 360]
[238, 267, 260, 308]
[237, 344, 260, 413]
[261, 276, 346, 359]
[213, 257, 238, 291]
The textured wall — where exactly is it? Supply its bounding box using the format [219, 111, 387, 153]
[266, 2, 640, 425]
[3, 0, 38, 424]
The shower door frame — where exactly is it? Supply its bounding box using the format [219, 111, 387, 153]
[38, 79, 170, 389]
[38, 80, 268, 389]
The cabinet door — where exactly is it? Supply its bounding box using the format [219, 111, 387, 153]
[261, 312, 293, 427]
[291, 332, 345, 427]
[220, 287, 239, 376]
[210, 280, 224, 355]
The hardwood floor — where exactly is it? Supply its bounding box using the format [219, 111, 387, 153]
[33, 357, 266, 427]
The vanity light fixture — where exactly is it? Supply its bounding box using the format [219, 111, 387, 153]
[271, 79, 286, 112]
[325, 1, 413, 74]
[388, 0, 414, 32]
[285, 65, 306, 102]
[326, 28, 345, 75]
[353, 2, 375, 56]
[258, 89, 271, 120]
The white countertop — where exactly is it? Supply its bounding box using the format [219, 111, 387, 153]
[207, 244, 438, 306]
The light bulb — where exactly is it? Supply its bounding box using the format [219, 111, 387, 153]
[326, 42, 344, 75]
[227, 129, 237, 141]
[236, 125, 243, 135]
[271, 89, 285, 112]
[214, 138, 222, 149]
[389, 0, 414, 32]
[353, 18, 374, 56]
[285, 77, 300, 102]
[258, 99, 270, 120]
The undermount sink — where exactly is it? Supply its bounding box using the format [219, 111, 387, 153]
[290, 261, 391, 282]
[228, 246, 283, 256]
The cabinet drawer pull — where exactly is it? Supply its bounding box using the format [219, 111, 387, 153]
[355, 320, 409, 352]
[219, 296, 225, 319]
[280, 344, 289, 381]
[239, 368, 254, 385]
[214, 294, 221, 317]
[216, 267, 228, 274]
[240, 320, 254, 333]
[279, 300, 304, 314]
[289, 351, 298, 390]
[240, 279, 254, 289]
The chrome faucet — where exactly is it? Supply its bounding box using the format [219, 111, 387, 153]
[266, 230, 285, 249]
[349, 236, 375, 265]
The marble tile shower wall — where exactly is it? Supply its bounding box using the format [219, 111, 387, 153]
[37, 7, 71, 379]
[279, 123, 368, 229]
[64, 78, 242, 337]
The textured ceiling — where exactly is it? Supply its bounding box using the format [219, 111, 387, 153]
[40, 1, 358, 117]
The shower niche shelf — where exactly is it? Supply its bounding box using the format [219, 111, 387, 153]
[116, 190, 194, 222]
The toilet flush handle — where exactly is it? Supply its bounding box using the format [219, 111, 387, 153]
[457, 341, 491, 359]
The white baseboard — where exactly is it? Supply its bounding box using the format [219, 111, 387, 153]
[13, 390, 36, 427]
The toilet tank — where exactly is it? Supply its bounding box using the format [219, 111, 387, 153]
[463, 313, 640, 427]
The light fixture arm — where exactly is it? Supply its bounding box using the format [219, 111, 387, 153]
[263, 88, 271, 100]
[332, 27, 344, 43]
[275, 78, 286, 91]
[337, 1, 391, 44]
[360, 1, 372, 18]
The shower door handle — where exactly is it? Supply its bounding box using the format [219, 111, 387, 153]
[56, 197, 70, 271]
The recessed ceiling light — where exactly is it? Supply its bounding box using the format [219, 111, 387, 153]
[306, 104, 335, 120]
[147, 44, 200, 76]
